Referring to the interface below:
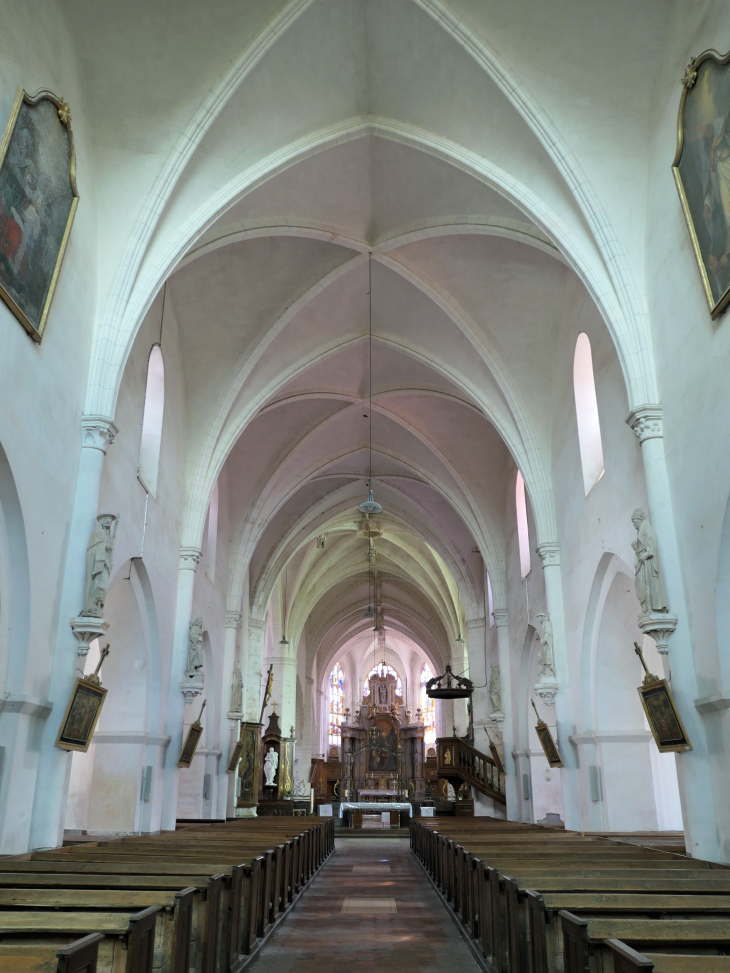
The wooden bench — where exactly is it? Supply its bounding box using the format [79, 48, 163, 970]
[0, 818, 334, 971]
[0, 932, 104, 973]
[560, 910, 730, 973]
[0, 906, 158, 973]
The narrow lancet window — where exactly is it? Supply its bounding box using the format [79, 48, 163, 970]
[138, 345, 165, 497]
[573, 333, 605, 495]
[516, 471, 531, 579]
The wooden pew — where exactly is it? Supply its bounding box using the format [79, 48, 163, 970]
[0, 931, 104, 973]
[0, 818, 334, 971]
[0, 906, 159, 973]
[560, 911, 730, 973]
[0, 889, 193, 973]
[410, 818, 730, 973]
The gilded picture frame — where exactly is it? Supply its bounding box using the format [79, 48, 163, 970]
[177, 721, 204, 768]
[535, 722, 564, 769]
[0, 86, 79, 341]
[227, 735, 245, 775]
[55, 677, 107, 752]
[638, 678, 692, 753]
[673, 50, 730, 318]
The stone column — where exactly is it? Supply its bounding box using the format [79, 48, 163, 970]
[28, 416, 117, 851]
[159, 546, 201, 831]
[243, 618, 266, 722]
[466, 616, 490, 735]
[451, 640, 469, 736]
[316, 689, 326, 757]
[535, 542, 580, 832]
[492, 609, 518, 820]
[627, 405, 722, 861]
[297, 675, 315, 798]
[268, 653, 298, 739]
[214, 611, 241, 820]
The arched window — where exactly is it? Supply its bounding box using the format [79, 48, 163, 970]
[329, 662, 345, 746]
[515, 471, 531, 579]
[420, 664, 437, 745]
[362, 663, 403, 698]
[138, 345, 165, 498]
[573, 333, 605, 495]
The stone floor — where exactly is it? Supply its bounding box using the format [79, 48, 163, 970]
[247, 837, 481, 973]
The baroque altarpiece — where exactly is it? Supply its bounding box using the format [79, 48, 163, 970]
[338, 667, 426, 800]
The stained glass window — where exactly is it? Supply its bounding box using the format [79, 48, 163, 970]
[362, 663, 402, 698]
[420, 663, 437, 745]
[329, 662, 345, 746]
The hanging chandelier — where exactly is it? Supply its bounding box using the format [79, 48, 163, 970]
[425, 664, 474, 700]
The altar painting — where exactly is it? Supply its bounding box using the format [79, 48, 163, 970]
[368, 715, 399, 773]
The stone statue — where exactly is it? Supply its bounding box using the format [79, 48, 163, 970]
[536, 613, 556, 679]
[378, 683, 388, 705]
[631, 509, 668, 614]
[489, 662, 502, 713]
[187, 618, 204, 673]
[230, 663, 243, 713]
[83, 514, 117, 617]
[263, 746, 279, 787]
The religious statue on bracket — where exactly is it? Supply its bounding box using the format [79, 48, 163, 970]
[70, 513, 119, 656]
[229, 663, 243, 716]
[181, 617, 205, 703]
[83, 514, 118, 617]
[631, 508, 678, 654]
[534, 612, 558, 706]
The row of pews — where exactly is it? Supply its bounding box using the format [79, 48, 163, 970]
[411, 818, 730, 973]
[0, 816, 334, 973]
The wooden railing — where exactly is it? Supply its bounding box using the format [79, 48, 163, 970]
[436, 736, 506, 805]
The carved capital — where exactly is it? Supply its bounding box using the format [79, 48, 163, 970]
[626, 404, 663, 443]
[491, 609, 509, 628]
[248, 617, 266, 641]
[466, 617, 487, 633]
[81, 415, 118, 453]
[536, 542, 561, 567]
[535, 678, 558, 706]
[179, 547, 201, 571]
[225, 611, 242, 629]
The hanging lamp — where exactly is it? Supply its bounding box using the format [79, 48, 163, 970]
[359, 255, 383, 517]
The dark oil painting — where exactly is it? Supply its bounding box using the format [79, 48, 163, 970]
[674, 53, 730, 316]
[368, 716, 399, 773]
[56, 679, 106, 752]
[0, 91, 78, 340]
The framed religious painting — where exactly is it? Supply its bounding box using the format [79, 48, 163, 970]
[531, 699, 563, 768]
[226, 734, 245, 775]
[673, 50, 730, 318]
[0, 87, 79, 341]
[177, 700, 206, 768]
[638, 678, 693, 753]
[55, 677, 107, 753]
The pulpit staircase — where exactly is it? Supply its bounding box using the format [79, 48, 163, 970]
[436, 736, 506, 805]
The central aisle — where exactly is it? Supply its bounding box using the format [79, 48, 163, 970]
[248, 837, 481, 973]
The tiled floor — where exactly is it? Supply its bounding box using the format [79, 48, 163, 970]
[246, 837, 481, 973]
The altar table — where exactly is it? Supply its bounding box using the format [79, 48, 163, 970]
[339, 801, 413, 817]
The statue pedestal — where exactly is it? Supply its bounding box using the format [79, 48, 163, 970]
[638, 612, 678, 655]
[180, 671, 204, 704]
[534, 679, 558, 706]
[70, 615, 109, 657]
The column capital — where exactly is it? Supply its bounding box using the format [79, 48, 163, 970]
[536, 541, 561, 567]
[465, 617, 487, 632]
[248, 617, 266, 640]
[626, 404, 663, 443]
[492, 608, 509, 628]
[81, 415, 118, 453]
[225, 611, 242, 629]
[179, 547, 201, 571]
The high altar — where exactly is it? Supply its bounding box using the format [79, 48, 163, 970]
[338, 666, 426, 801]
